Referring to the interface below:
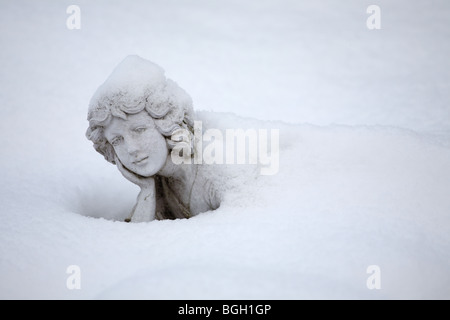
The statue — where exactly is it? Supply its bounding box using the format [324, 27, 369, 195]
[86, 56, 220, 222]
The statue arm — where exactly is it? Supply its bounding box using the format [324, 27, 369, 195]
[129, 182, 156, 222]
[115, 156, 156, 222]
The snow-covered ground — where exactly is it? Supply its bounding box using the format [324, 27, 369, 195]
[1, 0, 449, 299]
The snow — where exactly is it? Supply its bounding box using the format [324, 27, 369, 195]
[90, 55, 167, 111]
[1, 0, 450, 299]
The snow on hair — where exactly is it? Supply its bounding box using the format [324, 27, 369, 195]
[86, 78, 195, 165]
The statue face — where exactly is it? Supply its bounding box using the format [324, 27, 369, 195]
[104, 110, 168, 177]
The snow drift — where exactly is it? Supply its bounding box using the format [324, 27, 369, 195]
[1, 110, 449, 299]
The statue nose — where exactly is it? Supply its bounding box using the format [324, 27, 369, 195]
[126, 140, 140, 156]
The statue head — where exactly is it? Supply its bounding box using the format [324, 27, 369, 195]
[86, 55, 195, 177]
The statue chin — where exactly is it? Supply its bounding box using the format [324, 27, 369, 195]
[124, 164, 160, 179]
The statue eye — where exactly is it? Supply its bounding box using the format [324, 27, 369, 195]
[110, 136, 123, 146]
[134, 127, 147, 133]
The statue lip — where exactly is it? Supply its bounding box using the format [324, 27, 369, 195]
[133, 156, 149, 165]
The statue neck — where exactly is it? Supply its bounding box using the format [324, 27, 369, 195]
[157, 157, 197, 193]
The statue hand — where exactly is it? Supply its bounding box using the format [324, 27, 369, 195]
[115, 156, 156, 222]
[115, 155, 155, 190]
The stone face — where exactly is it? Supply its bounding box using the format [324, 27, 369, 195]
[103, 111, 168, 178]
[86, 56, 220, 222]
